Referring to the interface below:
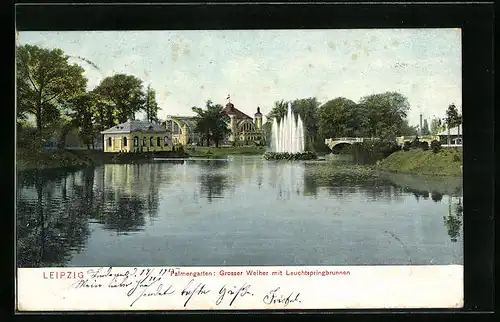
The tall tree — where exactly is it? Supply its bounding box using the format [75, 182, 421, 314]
[430, 117, 445, 135]
[16, 45, 87, 137]
[446, 103, 461, 144]
[94, 74, 145, 124]
[317, 97, 361, 138]
[358, 91, 411, 139]
[66, 91, 98, 149]
[290, 97, 320, 142]
[266, 100, 289, 122]
[192, 100, 231, 147]
[421, 119, 430, 135]
[143, 85, 160, 123]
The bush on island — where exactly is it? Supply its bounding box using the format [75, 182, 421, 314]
[263, 151, 318, 161]
[420, 141, 429, 151]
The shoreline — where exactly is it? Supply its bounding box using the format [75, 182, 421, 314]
[16, 146, 463, 178]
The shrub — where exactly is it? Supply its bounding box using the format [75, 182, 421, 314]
[403, 141, 411, 151]
[430, 140, 441, 153]
[263, 151, 318, 161]
[411, 136, 420, 149]
[453, 154, 461, 162]
[420, 141, 429, 151]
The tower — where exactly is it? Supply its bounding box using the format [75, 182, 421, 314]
[254, 107, 263, 130]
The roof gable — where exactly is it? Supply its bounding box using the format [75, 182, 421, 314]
[101, 120, 167, 134]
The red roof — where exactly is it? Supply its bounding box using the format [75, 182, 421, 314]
[222, 102, 253, 120]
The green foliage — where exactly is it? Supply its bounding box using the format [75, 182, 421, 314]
[144, 85, 160, 123]
[350, 139, 400, 165]
[65, 92, 99, 149]
[378, 148, 463, 176]
[421, 119, 431, 135]
[430, 117, 445, 135]
[93, 74, 145, 124]
[430, 140, 441, 153]
[263, 151, 318, 161]
[403, 141, 411, 151]
[420, 141, 430, 151]
[16, 44, 87, 135]
[358, 91, 410, 139]
[446, 104, 461, 129]
[192, 100, 231, 147]
[266, 97, 320, 143]
[318, 97, 362, 138]
[411, 136, 420, 149]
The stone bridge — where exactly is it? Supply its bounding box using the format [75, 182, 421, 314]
[324, 137, 371, 151]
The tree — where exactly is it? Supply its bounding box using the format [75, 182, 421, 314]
[430, 117, 445, 135]
[16, 45, 87, 138]
[399, 119, 419, 136]
[144, 85, 160, 123]
[94, 74, 146, 124]
[317, 97, 360, 138]
[66, 91, 98, 149]
[358, 92, 411, 139]
[266, 99, 289, 122]
[421, 119, 430, 135]
[290, 97, 320, 145]
[192, 100, 231, 148]
[446, 103, 461, 144]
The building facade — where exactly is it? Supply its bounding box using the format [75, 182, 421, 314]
[165, 101, 265, 147]
[101, 120, 172, 153]
[164, 115, 200, 146]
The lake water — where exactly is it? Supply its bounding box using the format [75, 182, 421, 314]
[16, 156, 463, 267]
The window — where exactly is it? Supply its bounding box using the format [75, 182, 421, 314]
[134, 136, 139, 147]
[108, 137, 112, 147]
[143, 137, 147, 146]
[123, 137, 127, 147]
[150, 136, 154, 146]
[164, 136, 169, 146]
[157, 137, 161, 146]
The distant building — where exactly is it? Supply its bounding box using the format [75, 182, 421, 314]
[164, 115, 200, 146]
[224, 101, 264, 144]
[437, 125, 463, 145]
[165, 100, 265, 147]
[100, 120, 172, 153]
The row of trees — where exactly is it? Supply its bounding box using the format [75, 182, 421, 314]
[262, 92, 418, 151]
[16, 44, 161, 149]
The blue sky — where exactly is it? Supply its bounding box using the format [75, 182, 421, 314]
[18, 29, 461, 126]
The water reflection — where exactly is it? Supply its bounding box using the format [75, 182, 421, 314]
[17, 169, 92, 267]
[199, 173, 230, 202]
[443, 197, 463, 242]
[16, 158, 464, 267]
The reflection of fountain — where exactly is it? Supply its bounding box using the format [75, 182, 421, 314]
[271, 103, 305, 153]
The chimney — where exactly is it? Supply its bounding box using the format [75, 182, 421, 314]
[419, 113, 423, 136]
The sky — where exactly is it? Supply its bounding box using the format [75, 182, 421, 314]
[17, 29, 461, 126]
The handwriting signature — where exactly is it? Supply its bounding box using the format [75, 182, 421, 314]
[262, 287, 301, 307]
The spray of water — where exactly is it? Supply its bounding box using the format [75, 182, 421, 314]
[270, 102, 305, 153]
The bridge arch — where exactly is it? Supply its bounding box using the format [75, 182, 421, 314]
[329, 142, 354, 154]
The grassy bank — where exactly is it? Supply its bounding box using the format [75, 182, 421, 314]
[377, 148, 462, 176]
[186, 146, 267, 157]
[16, 148, 189, 172]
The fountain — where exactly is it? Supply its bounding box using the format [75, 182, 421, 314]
[264, 103, 316, 160]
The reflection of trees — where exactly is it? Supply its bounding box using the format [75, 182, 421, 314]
[404, 187, 430, 202]
[431, 191, 443, 202]
[199, 173, 229, 203]
[16, 169, 92, 267]
[90, 164, 164, 234]
[443, 197, 463, 242]
[94, 192, 147, 234]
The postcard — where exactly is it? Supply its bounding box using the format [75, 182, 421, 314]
[15, 28, 463, 311]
